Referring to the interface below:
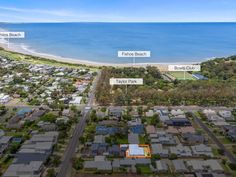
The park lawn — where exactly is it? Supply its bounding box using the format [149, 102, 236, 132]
[168, 71, 196, 80]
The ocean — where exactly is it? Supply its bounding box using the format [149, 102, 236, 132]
[0, 22, 236, 64]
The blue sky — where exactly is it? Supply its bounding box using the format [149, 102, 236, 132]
[0, 0, 236, 22]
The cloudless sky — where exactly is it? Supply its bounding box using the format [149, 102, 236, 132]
[0, 0, 236, 22]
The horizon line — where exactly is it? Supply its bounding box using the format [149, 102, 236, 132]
[1, 21, 236, 24]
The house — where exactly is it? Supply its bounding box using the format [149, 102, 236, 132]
[145, 110, 154, 117]
[128, 133, 139, 144]
[186, 160, 223, 173]
[129, 124, 144, 134]
[3, 132, 58, 177]
[154, 109, 170, 122]
[227, 131, 236, 142]
[109, 107, 123, 120]
[127, 144, 145, 157]
[0, 94, 10, 104]
[191, 144, 213, 157]
[0, 136, 12, 156]
[187, 160, 204, 172]
[84, 157, 112, 171]
[182, 133, 205, 145]
[96, 125, 119, 135]
[37, 121, 56, 131]
[3, 161, 43, 177]
[94, 135, 106, 144]
[135, 158, 151, 165]
[179, 126, 196, 134]
[150, 132, 176, 145]
[218, 110, 233, 121]
[151, 144, 169, 157]
[166, 126, 179, 134]
[165, 118, 191, 126]
[203, 109, 226, 124]
[171, 109, 185, 117]
[17, 108, 33, 118]
[128, 118, 142, 126]
[112, 159, 121, 169]
[172, 160, 188, 173]
[25, 110, 46, 122]
[62, 109, 74, 117]
[108, 145, 120, 157]
[91, 143, 108, 156]
[156, 160, 168, 173]
[119, 158, 136, 166]
[69, 96, 82, 105]
[146, 125, 156, 134]
[170, 144, 192, 157]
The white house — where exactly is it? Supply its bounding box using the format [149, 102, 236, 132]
[69, 96, 82, 105]
[0, 94, 10, 104]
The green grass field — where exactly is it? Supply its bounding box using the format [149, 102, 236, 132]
[168, 71, 196, 80]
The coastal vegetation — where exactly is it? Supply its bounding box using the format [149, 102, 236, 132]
[96, 56, 236, 106]
[0, 47, 97, 70]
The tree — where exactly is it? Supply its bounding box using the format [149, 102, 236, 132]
[9, 143, 21, 154]
[169, 153, 178, 160]
[150, 114, 160, 126]
[46, 168, 55, 177]
[52, 155, 61, 167]
[217, 148, 225, 156]
[137, 106, 143, 116]
[72, 158, 84, 170]
[41, 113, 57, 123]
[90, 110, 98, 122]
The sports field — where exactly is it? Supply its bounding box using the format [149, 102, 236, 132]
[168, 71, 196, 80]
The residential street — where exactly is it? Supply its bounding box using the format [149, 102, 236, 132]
[57, 71, 101, 177]
[192, 113, 236, 164]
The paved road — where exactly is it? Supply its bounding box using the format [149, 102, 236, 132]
[57, 71, 101, 177]
[192, 113, 236, 164]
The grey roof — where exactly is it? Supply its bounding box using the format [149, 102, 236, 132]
[191, 144, 213, 157]
[172, 160, 188, 172]
[0, 136, 12, 144]
[186, 160, 204, 171]
[150, 133, 176, 145]
[169, 144, 192, 157]
[120, 158, 136, 166]
[135, 158, 151, 165]
[151, 144, 169, 156]
[94, 135, 105, 144]
[84, 161, 112, 171]
[183, 133, 205, 144]
[14, 153, 48, 164]
[128, 133, 139, 144]
[204, 160, 224, 172]
[112, 159, 120, 168]
[3, 161, 43, 177]
[156, 160, 168, 172]
[94, 156, 105, 162]
[186, 159, 223, 173]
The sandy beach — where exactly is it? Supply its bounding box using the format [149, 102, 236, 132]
[0, 39, 201, 71]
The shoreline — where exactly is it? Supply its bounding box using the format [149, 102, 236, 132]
[0, 39, 211, 70]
